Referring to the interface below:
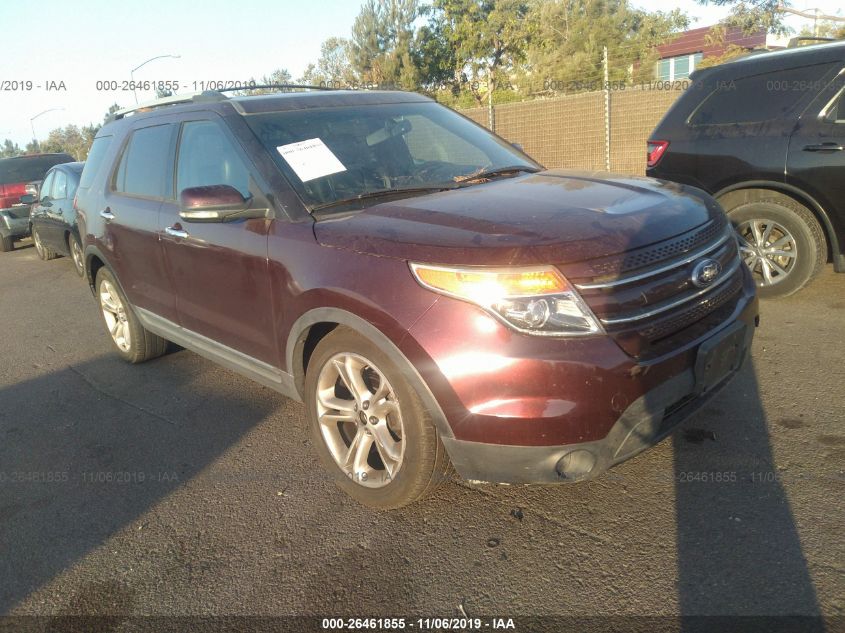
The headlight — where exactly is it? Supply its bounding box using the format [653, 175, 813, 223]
[409, 263, 603, 336]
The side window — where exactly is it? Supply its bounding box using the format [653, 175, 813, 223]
[113, 124, 173, 198]
[829, 88, 845, 123]
[79, 136, 113, 189]
[67, 175, 80, 201]
[40, 172, 55, 202]
[53, 171, 68, 200]
[176, 121, 250, 198]
[691, 63, 836, 126]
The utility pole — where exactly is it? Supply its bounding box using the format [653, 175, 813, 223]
[603, 46, 611, 172]
[487, 66, 495, 133]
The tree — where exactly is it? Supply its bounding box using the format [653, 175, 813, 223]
[0, 139, 21, 158]
[696, 0, 845, 35]
[104, 103, 122, 123]
[350, 0, 420, 88]
[518, 0, 688, 94]
[240, 68, 294, 94]
[424, 0, 535, 105]
[37, 124, 100, 160]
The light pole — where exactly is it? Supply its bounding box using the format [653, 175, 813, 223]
[30, 108, 65, 148]
[130, 54, 181, 103]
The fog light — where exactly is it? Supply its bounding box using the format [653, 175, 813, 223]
[555, 449, 597, 480]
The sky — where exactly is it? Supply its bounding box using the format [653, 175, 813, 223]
[0, 0, 842, 148]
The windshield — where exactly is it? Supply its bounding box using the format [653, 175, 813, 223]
[0, 155, 74, 186]
[244, 101, 540, 210]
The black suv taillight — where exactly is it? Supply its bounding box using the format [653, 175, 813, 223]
[647, 140, 669, 168]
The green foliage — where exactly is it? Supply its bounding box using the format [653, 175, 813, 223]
[518, 0, 688, 94]
[37, 124, 100, 160]
[696, 0, 788, 35]
[0, 139, 22, 158]
[350, 0, 420, 88]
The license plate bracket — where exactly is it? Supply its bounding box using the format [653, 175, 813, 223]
[694, 322, 748, 394]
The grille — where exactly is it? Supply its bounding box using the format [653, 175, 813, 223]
[569, 216, 727, 280]
[563, 223, 745, 358]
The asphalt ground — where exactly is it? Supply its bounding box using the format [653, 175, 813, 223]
[0, 239, 842, 631]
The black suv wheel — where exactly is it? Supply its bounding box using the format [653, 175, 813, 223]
[729, 198, 825, 298]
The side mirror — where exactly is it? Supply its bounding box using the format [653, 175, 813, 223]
[178, 185, 268, 223]
[511, 142, 525, 152]
[19, 194, 36, 205]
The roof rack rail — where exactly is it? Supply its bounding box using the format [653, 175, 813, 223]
[216, 83, 350, 93]
[105, 83, 358, 124]
[109, 91, 229, 122]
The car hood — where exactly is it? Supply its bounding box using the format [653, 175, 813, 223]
[313, 169, 724, 266]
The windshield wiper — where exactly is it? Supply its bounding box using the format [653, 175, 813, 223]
[311, 185, 457, 212]
[453, 165, 541, 184]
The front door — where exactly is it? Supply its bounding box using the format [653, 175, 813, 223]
[158, 117, 276, 365]
[786, 68, 845, 256]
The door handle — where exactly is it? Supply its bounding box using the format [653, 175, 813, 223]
[100, 208, 115, 220]
[803, 142, 845, 152]
[165, 225, 189, 239]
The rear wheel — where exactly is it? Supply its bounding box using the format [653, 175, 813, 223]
[96, 267, 168, 363]
[728, 199, 825, 298]
[0, 234, 12, 252]
[305, 327, 451, 509]
[68, 234, 85, 277]
[33, 227, 57, 261]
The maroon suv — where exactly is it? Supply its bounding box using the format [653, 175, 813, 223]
[76, 89, 758, 508]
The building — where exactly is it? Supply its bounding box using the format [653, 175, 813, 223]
[655, 25, 787, 81]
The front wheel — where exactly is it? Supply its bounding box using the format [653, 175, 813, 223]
[305, 327, 451, 509]
[96, 267, 168, 363]
[0, 234, 12, 252]
[729, 199, 825, 298]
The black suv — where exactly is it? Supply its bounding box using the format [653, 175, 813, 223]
[648, 41, 845, 297]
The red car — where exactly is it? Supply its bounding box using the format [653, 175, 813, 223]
[76, 89, 758, 508]
[0, 153, 74, 251]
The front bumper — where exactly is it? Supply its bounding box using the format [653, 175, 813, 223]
[405, 266, 758, 484]
[442, 321, 753, 483]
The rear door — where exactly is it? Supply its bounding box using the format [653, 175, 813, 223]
[101, 123, 179, 321]
[159, 117, 276, 365]
[786, 67, 845, 254]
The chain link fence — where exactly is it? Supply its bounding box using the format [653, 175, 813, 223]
[458, 86, 686, 175]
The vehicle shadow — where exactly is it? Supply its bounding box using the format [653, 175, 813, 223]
[671, 357, 824, 632]
[0, 352, 276, 615]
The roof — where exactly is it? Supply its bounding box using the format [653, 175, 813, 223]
[108, 88, 433, 124]
[657, 25, 766, 59]
[691, 39, 845, 81]
[0, 152, 74, 163]
[51, 161, 84, 173]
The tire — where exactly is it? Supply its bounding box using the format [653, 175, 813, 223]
[33, 227, 57, 261]
[0, 234, 12, 252]
[95, 267, 168, 364]
[68, 233, 85, 277]
[305, 326, 451, 509]
[728, 199, 825, 298]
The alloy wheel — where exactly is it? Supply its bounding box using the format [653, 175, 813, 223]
[735, 219, 797, 287]
[71, 238, 84, 273]
[33, 230, 45, 258]
[315, 352, 405, 488]
[99, 279, 131, 352]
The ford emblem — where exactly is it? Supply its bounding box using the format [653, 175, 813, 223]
[691, 258, 722, 288]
